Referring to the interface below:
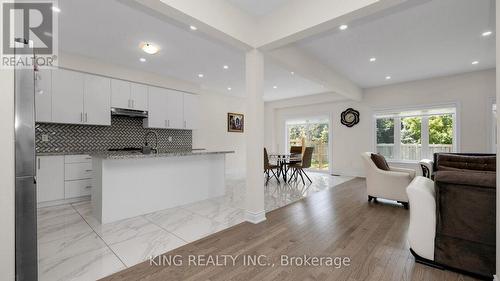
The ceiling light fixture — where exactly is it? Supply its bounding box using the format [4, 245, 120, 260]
[227, 87, 232, 91]
[139, 58, 146, 62]
[339, 24, 348, 31]
[482, 31, 493, 37]
[223, 65, 229, 69]
[198, 73, 204, 78]
[190, 25, 198, 31]
[273, 85, 278, 89]
[140, 43, 159, 55]
[385, 76, 392, 80]
[290, 71, 295, 75]
[51, 6, 61, 13]
[472, 61, 479, 65]
[369, 57, 377, 62]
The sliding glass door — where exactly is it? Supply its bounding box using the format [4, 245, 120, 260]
[285, 116, 330, 172]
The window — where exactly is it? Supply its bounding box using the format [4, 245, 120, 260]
[286, 117, 330, 171]
[375, 107, 456, 161]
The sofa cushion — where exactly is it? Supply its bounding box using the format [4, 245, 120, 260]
[436, 154, 496, 172]
[371, 153, 390, 171]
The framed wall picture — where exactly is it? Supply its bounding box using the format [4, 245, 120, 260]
[227, 112, 244, 133]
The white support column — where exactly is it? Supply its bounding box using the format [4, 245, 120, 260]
[244, 49, 266, 224]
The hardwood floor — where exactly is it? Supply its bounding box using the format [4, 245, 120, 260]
[102, 178, 478, 281]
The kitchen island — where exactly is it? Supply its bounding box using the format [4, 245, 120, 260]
[90, 150, 234, 223]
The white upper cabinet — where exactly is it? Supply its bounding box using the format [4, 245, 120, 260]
[130, 83, 148, 111]
[111, 79, 130, 109]
[183, 94, 200, 129]
[111, 79, 148, 111]
[52, 69, 85, 124]
[144, 87, 200, 130]
[84, 75, 111, 126]
[165, 89, 183, 129]
[50, 69, 111, 126]
[35, 69, 52, 123]
[144, 87, 168, 129]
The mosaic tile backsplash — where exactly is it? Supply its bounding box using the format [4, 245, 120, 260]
[36, 116, 192, 153]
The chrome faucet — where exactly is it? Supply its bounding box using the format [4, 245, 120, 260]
[144, 131, 159, 150]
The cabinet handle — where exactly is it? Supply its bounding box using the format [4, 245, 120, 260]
[168, 120, 170, 127]
[132, 100, 134, 108]
[85, 113, 88, 122]
[85, 169, 93, 172]
[85, 186, 92, 189]
[128, 99, 131, 108]
[37, 158, 40, 170]
[85, 157, 92, 160]
[184, 121, 187, 128]
[80, 112, 83, 122]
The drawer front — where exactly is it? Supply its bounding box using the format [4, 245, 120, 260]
[65, 179, 92, 198]
[65, 154, 92, 164]
[65, 162, 93, 180]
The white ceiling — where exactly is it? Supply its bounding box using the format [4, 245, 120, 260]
[226, 0, 291, 17]
[57, 0, 324, 100]
[297, 0, 496, 88]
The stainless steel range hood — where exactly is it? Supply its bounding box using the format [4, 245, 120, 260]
[111, 108, 148, 118]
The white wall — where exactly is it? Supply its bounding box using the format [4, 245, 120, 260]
[192, 93, 246, 175]
[0, 69, 15, 281]
[265, 69, 496, 177]
[59, 53, 247, 175]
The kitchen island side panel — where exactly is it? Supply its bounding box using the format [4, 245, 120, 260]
[93, 154, 226, 223]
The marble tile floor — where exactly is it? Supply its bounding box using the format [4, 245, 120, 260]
[37, 172, 354, 281]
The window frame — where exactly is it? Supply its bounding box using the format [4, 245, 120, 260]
[283, 114, 332, 174]
[372, 103, 460, 163]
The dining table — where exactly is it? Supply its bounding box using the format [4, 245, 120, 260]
[268, 152, 302, 183]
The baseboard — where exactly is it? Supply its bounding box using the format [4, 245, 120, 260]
[493, 274, 497, 281]
[37, 196, 90, 208]
[245, 210, 266, 224]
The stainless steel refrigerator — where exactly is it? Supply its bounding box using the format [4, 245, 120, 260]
[14, 38, 38, 281]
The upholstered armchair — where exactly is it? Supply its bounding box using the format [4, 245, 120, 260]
[361, 152, 416, 208]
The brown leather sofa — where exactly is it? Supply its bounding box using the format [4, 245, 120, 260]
[432, 153, 496, 279]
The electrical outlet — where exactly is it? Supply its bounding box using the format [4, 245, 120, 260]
[41, 134, 49, 142]
[168, 136, 172, 142]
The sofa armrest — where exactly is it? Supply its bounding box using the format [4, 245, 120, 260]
[390, 166, 416, 179]
[407, 176, 436, 261]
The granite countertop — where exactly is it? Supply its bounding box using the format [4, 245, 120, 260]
[36, 148, 219, 157]
[37, 151, 96, 156]
[90, 150, 234, 160]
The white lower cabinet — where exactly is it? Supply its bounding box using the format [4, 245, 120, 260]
[36, 156, 65, 203]
[65, 179, 92, 198]
[65, 162, 93, 181]
[36, 154, 93, 204]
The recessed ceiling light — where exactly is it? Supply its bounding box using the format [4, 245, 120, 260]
[139, 58, 146, 62]
[290, 71, 295, 75]
[385, 76, 392, 80]
[472, 61, 479, 65]
[369, 57, 377, 62]
[482, 31, 493, 37]
[223, 65, 229, 69]
[198, 73, 204, 78]
[51, 6, 61, 13]
[140, 43, 159, 55]
[190, 25, 198, 31]
[227, 87, 232, 91]
[273, 85, 278, 89]
[339, 24, 348, 31]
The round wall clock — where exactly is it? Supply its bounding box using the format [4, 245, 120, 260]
[341, 108, 360, 127]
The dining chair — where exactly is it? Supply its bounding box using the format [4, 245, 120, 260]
[264, 148, 280, 185]
[289, 147, 314, 184]
[290, 146, 303, 155]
